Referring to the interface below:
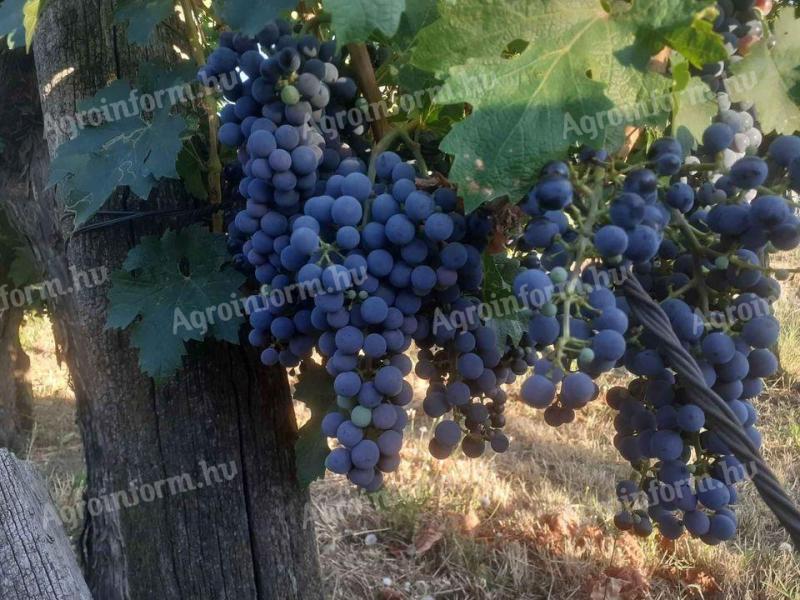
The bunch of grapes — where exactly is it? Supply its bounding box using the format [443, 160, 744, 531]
[224, 137, 497, 488]
[417, 308, 522, 459]
[199, 18, 363, 220]
[508, 128, 800, 544]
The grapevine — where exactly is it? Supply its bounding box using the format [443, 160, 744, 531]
[186, 0, 800, 547]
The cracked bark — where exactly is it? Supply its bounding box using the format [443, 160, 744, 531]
[0, 1, 324, 598]
[0, 449, 92, 599]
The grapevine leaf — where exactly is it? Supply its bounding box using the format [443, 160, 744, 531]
[213, 0, 296, 37]
[48, 80, 186, 227]
[136, 60, 200, 96]
[482, 252, 520, 300]
[106, 225, 246, 382]
[397, 0, 437, 37]
[672, 76, 718, 153]
[293, 361, 333, 488]
[382, 0, 439, 91]
[482, 253, 528, 354]
[662, 18, 728, 68]
[626, 0, 715, 31]
[486, 313, 529, 356]
[114, 0, 174, 46]
[671, 57, 691, 92]
[0, 0, 25, 48]
[411, 0, 715, 75]
[323, 0, 406, 46]
[435, 51, 614, 212]
[426, 0, 706, 210]
[176, 146, 208, 201]
[626, 0, 724, 66]
[728, 11, 800, 135]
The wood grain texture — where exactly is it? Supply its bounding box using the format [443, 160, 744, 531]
[0, 450, 92, 600]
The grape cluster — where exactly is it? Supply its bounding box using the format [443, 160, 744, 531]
[609, 380, 748, 544]
[231, 142, 494, 488]
[199, 19, 362, 220]
[417, 310, 521, 459]
[202, 20, 514, 490]
[682, 1, 773, 179]
[510, 128, 800, 544]
[710, 0, 772, 69]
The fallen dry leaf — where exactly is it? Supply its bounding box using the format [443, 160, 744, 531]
[590, 575, 625, 600]
[409, 519, 445, 556]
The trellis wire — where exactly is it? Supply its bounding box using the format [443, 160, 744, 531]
[621, 271, 800, 547]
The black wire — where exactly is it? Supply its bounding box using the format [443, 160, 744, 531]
[70, 203, 231, 235]
[621, 271, 800, 548]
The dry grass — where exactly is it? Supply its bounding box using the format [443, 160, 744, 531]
[17, 289, 800, 599]
[307, 380, 800, 600]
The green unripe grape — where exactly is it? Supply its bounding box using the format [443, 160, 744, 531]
[541, 303, 558, 317]
[358, 290, 369, 300]
[351, 405, 372, 428]
[281, 85, 300, 105]
[775, 269, 790, 281]
[346, 290, 357, 300]
[607, 255, 622, 266]
[337, 395, 355, 410]
[550, 267, 568, 284]
[579, 348, 595, 363]
[715, 256, 730, 270]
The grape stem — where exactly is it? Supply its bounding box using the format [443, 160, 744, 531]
[347, 43, 390, 141]
[365, 122, 429, 185]
[672, 210, 711, 314]
[554, 169, 604, 366]
[179, 0, 223, 233]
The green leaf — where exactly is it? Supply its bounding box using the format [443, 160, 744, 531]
[380, 0, 439, 91]
[411, 0, 714, 73]
[433, 52, 609, 211]
[106, 225, 246, 382]
[213, 0, 296, 37]
[0, 0, 25, 48]
[482, 251, 520, 300]
[114, 0, 174, 46]
[420, 0, 707, 210]
[293, 361, 333, 488]
[176, 146, 208, 200]
[486, 313, 529, 355]
[671, 56, 691, 92]
[672, 75, 717, 153]
[136, 60, 199, 97]
[626, 0, 723, 65]
[663, 18, 727, 68]
[323, 0, 406, 46]
[49, 80, 186, 227]
[397, 0, 436, 36]
[728, 11, 800, 135]
[482, 252, 528, 354]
